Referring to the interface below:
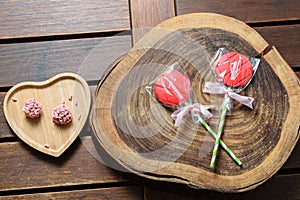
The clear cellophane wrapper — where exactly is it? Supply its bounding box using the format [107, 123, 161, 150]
[205, 48, 260, 114]
[146, 62, 212, 125]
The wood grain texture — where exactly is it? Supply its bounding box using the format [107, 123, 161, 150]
[176, 0, 300, 23]
[0, 0, 130, 39]
[144, 174, 300, 200]
[130, 0, 176, 44]
[255, 25, 300, 69]
[0, 186, 143, 200]
[0, 136, 127, 192]
[0, 0, 297, 198]
[91, 13, 300, 192]
[0, 35, 132, 87]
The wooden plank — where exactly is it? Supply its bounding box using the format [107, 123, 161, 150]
[176, 0, 300, 23]
[0, 35, 132, 87]
[283, 140, 300, 169]
[0, 93, 12, 139]
[0, 0, 130, 39]
[255, 25, 300, 69]
[0, 136, 128, 192]
[0, 186, 143, 200]
[144, 174, 300, 199]
[130, 0, 176, 44]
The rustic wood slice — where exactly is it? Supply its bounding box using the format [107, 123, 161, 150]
[3, 73, 91, 157]
[91, 13, 300, 192]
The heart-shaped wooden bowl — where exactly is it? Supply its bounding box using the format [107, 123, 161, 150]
[4, 73, 91, 157]
[91, 13, 300, 192]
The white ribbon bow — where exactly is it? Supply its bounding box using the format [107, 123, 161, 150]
[203, 82, 254, 109]
[171, 103, 212, 127]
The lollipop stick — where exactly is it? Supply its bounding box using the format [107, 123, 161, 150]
[210, 93, 231, 168]
[192, 112, 242, 166]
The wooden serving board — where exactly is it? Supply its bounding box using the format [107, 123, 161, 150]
[4, 73, 91, 157]
[91, 13, 300, 192]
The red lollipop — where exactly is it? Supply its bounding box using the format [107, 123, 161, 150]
[215, 52, 253, 87]
[154, 70, 191, 107]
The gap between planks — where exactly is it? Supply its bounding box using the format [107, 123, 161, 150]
[0, 30, 131, 45]
[0, 181, 139, 197]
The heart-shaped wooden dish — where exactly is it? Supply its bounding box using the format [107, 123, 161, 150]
[91, 13, 300, 192]
[4, 73, 91, 157]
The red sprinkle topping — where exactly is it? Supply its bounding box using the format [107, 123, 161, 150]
[52, 103, 72, 125]
[22, 98, 42, 118]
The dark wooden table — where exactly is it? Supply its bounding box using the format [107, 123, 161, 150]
[0, 0, 299, 199]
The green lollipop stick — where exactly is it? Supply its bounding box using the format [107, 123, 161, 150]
[210, 93, 231, 168]
[172, 104, 242, 166]
[191, 109, 242, 166]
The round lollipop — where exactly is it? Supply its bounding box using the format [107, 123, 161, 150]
[153, 70, 191, 107]
[208, 50, 257, 168]
[215, 52, 253, 88]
